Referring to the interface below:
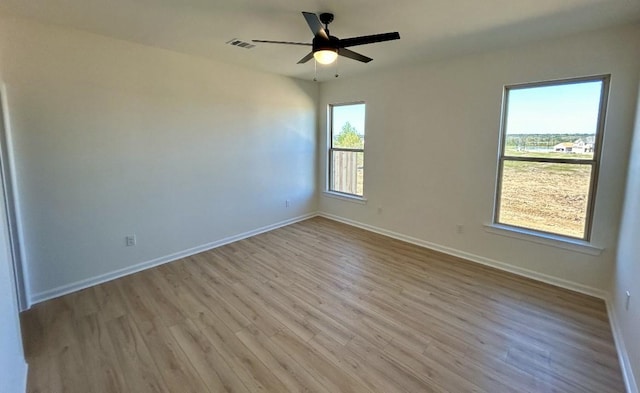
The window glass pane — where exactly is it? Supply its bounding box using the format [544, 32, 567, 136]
[498, 160, 592, 238]
[504, 81, 602, 160]
[332, 104, 365, 149]
[331, 150, 364, 196]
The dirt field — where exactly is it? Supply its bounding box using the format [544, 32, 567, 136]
[498, 160, 592, 238]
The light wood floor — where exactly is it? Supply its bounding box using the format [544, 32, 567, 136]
[22, 217, 625, 392]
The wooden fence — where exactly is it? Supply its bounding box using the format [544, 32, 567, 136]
[332, 151, 360, 195]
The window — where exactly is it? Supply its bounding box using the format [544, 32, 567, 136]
[494, 75, 609, 240]
[329, 103, 366, 197]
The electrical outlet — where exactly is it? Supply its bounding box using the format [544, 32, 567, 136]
[126, 235, 136, 247]
[285, 200, 290, 208]
[377, 206, 383, 214]
[626, 291, 631, 310]
[456, 224, 464, 234]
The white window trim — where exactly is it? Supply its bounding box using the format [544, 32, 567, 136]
[322, 190, 368, 204]
[493, 75, 610, 242]
[327, 102, 366, 198]
[483, 223, 603, 256]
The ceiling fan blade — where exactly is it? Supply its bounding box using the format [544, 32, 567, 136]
[339, 32, 400, 48]
[338, 48, 373, 63]
[252, 40, 311, 46]
[297, 52, 314, 64]
[302, 12, 329, 40]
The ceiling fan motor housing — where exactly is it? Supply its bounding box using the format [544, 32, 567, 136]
[319, 13, 334, 26]
[312, 35, 339, 53]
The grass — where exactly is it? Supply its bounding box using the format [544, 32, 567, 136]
[506, 160, 591, 173]
[498, 159, 592, 238]
[505, 148, 593, 160]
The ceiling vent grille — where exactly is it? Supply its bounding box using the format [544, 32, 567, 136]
[226, 38, 255, 49]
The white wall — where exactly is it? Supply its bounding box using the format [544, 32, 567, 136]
[0, 15, 318, 302]
[319, 23, 640, 294]
[612, 76, 640, 392]
[0, 192, 26, 392]
[0, 83, 26, 393]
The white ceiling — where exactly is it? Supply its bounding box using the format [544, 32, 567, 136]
[1, 0, 640, 81]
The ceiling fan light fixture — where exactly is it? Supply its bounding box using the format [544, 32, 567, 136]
[313, 49, 338, 64]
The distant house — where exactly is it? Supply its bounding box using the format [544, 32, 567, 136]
[554, 142, 573, 152]
[572, 138, 594, 153]
[554, 139, 594, 153]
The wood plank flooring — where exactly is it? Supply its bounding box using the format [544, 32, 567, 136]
[21, 217, 625, 392]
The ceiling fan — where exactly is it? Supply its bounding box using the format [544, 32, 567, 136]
[253, 12, 400, 65]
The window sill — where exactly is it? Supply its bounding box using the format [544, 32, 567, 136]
[483, 223, 603, 256]
[322, 191, 367, 204]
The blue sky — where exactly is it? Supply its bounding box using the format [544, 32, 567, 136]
[506, 80, 603, 135]
[332, 103, 366, 135]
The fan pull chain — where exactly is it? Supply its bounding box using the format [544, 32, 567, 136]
[313, 59, 318, 82]
[335, 56, 339, 78]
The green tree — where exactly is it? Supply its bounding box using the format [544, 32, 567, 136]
[334, 122, 364, 148]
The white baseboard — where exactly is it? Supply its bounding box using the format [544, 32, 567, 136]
[26, 210, 635, 392]
[29, 212, 317, 305]
[605, 296, 638, 393]
[317, 213, 607, 299]
[29, 210, 607, 303]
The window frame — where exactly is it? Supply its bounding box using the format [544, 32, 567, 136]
[493, 75, 610, 241]
[328, 102, 366, 198]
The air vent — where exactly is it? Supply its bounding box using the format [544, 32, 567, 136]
[226, 38, 255, 49]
